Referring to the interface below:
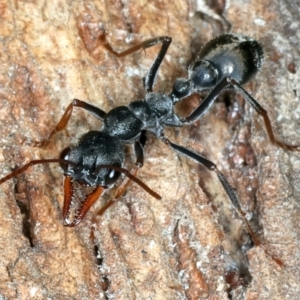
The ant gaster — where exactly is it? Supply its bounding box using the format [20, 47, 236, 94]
[0, 34, 298, 249]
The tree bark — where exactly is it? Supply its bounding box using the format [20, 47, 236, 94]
[0, 0, 299, 299]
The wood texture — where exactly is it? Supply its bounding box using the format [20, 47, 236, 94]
[0, 0, 299, 299]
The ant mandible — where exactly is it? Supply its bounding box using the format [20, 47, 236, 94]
[0, 34, 298, 240]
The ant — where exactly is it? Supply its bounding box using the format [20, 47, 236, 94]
[0, 34, 298, 260]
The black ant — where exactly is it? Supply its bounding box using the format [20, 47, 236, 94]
[0, 34, 298, 262]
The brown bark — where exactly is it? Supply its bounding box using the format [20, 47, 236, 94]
[0, 0, 299, 299]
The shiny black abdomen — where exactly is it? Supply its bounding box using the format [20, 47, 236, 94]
[198, 34, 263, 84]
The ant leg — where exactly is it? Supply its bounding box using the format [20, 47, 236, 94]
[183, 77, 229, 123]
[162, 137, 284, 266]
[162, 137, 252, 229]
[143, 37, 172, 92]
[38, 98, 106, 147]
[228, 78, 299, 151]
[183, 77, 299, 151]
[101, 34, 172, 92]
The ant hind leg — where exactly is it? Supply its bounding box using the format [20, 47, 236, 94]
[100, 32, 172, 92]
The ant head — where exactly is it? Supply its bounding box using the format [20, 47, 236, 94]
[59, 131, 124, 187]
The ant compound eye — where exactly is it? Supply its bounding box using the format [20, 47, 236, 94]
[59, 147, 71, 172]
[105, 165, 121, 185]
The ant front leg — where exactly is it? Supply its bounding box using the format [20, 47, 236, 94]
[38, 99, 106, 147]
[92, 131, 148, 220]
[101, 34, 172, 92]
[183, 77, 299, 151]
[90, 132, 153, 245]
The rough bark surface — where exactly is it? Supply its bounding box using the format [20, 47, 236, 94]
[0, 0, 299, 299]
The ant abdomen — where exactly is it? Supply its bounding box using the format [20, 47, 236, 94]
[197, 34, 264, 85]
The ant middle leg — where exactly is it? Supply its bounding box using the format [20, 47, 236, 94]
[161, 137, 284, 266]
[101, 33, 172, 92]
[183, 77, 299, 151]
[37, 99, 107, 147]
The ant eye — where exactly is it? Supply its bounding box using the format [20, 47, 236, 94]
[105, 165, 121, 185]
[59, 147, 71, 172]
